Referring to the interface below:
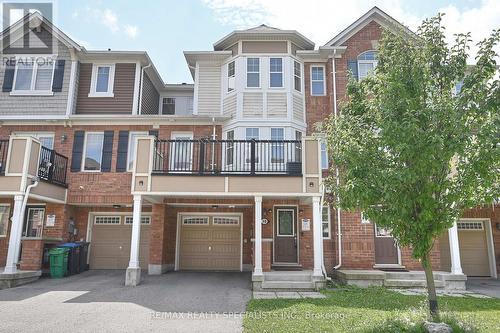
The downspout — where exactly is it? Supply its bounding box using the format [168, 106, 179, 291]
[138, 63, 152, 115]
[14, 178, 39, 264]
[211, 117, 216, 171]
[331, 50, 343, 270]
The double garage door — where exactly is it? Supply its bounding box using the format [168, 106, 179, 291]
[179, 215, 241, 271]
[89, 215, 150, 269]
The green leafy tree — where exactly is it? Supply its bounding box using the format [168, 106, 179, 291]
[324, 15, 499, 321]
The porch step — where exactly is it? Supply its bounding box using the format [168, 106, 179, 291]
[264, 271, 312, 282]
[271, 264, 303, 271]
[385, 271, 427, 280]
[384, 279, 445, 289]
[261, 281, 316, 290]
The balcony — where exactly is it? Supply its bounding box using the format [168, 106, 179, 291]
[152, 139, 302, 176]
[37, 146, 69, 187]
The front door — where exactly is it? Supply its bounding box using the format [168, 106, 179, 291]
[374, 224, 399, 265]
[274, 207, 298, 263]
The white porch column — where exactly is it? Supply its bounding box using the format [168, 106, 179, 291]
[3, 195, 25, 274]
[312, 196, 323, 278]
[448, 221, 463, 275]
[126, 194, 142, 286]
[254, 196, 263, 276]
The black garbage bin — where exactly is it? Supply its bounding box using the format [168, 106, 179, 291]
[58, 243, 81, 275]
[77, 242, 90, 272]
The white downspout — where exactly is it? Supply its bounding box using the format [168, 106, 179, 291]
[14, 178, 39, 266]
[331, 50, 342, 270]
[138, 63, 152, 115]
[211, 117, 216, 171]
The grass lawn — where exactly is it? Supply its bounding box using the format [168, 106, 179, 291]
[243, 287, 500, 333]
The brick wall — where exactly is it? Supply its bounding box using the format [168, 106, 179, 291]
[19, 239, 43, 270]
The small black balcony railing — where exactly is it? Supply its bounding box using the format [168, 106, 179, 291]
[38, 146, 68, 187]
[0, 140, 8, 175]
[153, 139, 302, 176]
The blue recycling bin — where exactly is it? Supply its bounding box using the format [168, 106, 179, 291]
[58, 243, 81, 276]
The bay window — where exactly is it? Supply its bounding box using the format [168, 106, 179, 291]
[247, 58, 260, 88]
[269, 58, 283, 88]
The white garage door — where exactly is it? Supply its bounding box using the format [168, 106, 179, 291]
[90, 215, 150, 269]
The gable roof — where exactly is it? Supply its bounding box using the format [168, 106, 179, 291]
[324, 6, 416, 46]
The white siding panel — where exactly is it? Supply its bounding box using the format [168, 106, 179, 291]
[243, 92, 263, 118]
[197, 64, 221, 115]
[223, 94, 237, 118]
[267, 93, 287, 119]
[293, 94, 304, 122]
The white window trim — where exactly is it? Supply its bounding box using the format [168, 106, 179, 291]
[182, 216, 209, 225]
[320, 140, 328, 170]
[22, 206, 45, 239]
[162, 97, 176, 115]
[127, 131, 148, 172]
[213, 216, 240, 226]
[357, 50, 378, 80]
[94, 215, 121, 225]
[124, 215, 151, 225]
[11, 55, 55, 96]
[294, 60, 302, 92]
[227, 60, 236, 93]
[269, 57, 284, 89]
[322, 206, 331, 239]
[310, 65, 326, 96]
[270, 127, 285, 164]
[0, 204, 10, 237]
[88, 64, 115, 97]
[81, 131, 104, 172]
[246, 57, 260, 88]
[361, 212, 371, 224]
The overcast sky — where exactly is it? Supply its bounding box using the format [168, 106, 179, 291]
[4, 0, 498, 84]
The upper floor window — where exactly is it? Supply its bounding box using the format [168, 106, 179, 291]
[13, 59, 54, 94]
[162, 97, 175, 115]
[247, 58, 260, 88]
[321, 140, 328, 169]
[82, 132, 104, 171]
[271, 128, 284, 163]
[357, 51, 378, 80]
[225, 130, 234, 166]
[246, 128, 259, 140]
[127, 131, 148, 171]
[89, 64, 115, 97]
[269, 58, 283, 88]
[227, 61, 235, 92]
[454, 80, 464, 95]
[294, 61, 302, 92]
[311, 66, 325, 96]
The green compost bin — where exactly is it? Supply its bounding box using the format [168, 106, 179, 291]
[49, 247, 69, 278]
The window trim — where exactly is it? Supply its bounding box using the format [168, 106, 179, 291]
[293, 60, 302, 92]
[276, 208, 295, 237]
[94, 215, 121, 225]
[269, 57, 284, 88]
[88, 64, 115, 97]
[162, 97, 176, 115]
[0, 204, 10, 237]
[310, 65, 326, 96]
[322, 206, 331, 239]
[22, 206, 45, 239]
[81, 131, 105, 172]
[320, 140, 328, 170]
[124, 215, 151, 225]
[270, 127, 285, 164]
[127, 131, 148, 172]
[11, 55, 55, 96]
[227, 60, 236, 93]
[357, 50, 378, 80]
[246, 57, 260, 88]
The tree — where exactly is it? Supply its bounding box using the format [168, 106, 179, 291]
[324, 14, 499, 322]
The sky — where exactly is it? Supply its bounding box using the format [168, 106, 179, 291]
[3, 0, 498, 84]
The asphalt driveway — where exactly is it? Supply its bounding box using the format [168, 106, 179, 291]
[0, 270, 252, 333]
[466, 277, 500, 298]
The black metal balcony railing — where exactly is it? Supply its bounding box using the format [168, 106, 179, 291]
[153, 139, 302, 176]
[38, 146, 68, 187]
[0, 140, 8, 175]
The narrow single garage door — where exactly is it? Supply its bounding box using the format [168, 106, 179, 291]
[90, 215, 150, 269]
[457, 221, 490, 277]
[179, 215, 241, 271]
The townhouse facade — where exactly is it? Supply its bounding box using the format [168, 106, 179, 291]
[0, 7, 497, 290]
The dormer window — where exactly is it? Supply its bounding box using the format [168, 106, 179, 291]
[269, 58, 283, 88]
[89, 64, 115, 97]
[357, 51, 378, 80]
[12, 57, 55, 95]
[247, 58, 260, 88]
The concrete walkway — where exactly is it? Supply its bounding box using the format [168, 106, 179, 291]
[466, 278, 500, 298]
[0, 270, 252, 333]
[253, 291, 326, 299]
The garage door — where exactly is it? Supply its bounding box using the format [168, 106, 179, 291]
[457, 221, 490, 277]
[90, 215, 150, 269]
[179, 215, 241, 271]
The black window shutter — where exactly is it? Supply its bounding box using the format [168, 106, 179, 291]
[149, 130, 158, 138]
[347, 60, 358, 81]
[116, 131, 129, 172]
[52, 59, 66, 92]
[101, 131, 114, 172]
[2, 59, 16, 92]
[70, 131, 85, 172]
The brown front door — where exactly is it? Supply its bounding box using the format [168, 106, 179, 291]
[374, 225, 399, 265]
[274, 207, 298, 263]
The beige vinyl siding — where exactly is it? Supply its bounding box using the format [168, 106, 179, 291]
[75, 63, 136, 114]
[292, 94, 304, 121]
[0, 27, 72, 116]
[242, 41, 288, 53]
[267, 92, 287, 118]
[223, 94, 237, 118]
[243, 92, 263, 118]
[196, 64, 221, 116]
[140, 72, 159, 115]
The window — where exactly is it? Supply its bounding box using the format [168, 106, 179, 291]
[0, 205, 10, 237]
[294, 61, 302, 92]
[162, 97, 175, 115]
[295, 130, 302, 159]
[271, 128, 284, 163]
[13, 58, 54, 93]
[361, 212, 371, 224]
[227, 61, 235, 92]
[94, 216, 121, 225]
[311, 66, 325, 96]
[322, 206, 330, 238]
[246, 128, 259, 140]
[89, 64, 115, 97]
[269, 58, 283, 88]
[15, 132, 54, 149]
[127, 131, 148, 171]
[357, 51, 378, 80]
[247, 58, 260, 88]
[182, 217, 209, 225]
[457, 221, 484, 230]
[454, 81, 464, 95]
[225, 130, 234, 166]
[22, 207, 45, 238]
[213, 217, 239, 225]
[277, 209, 294, 236]
[124, 216, 151, 225]
[375, 225, 392, 237]
[83, 132, 104, 171]
[320, 140, 328, 169]
[245, 128, 259, 163]
[170, 132, 193, 171]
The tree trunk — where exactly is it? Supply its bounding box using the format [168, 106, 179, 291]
[422, 253, 440, 322]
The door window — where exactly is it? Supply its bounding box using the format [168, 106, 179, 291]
[277, 209, 294, 236]
[170, 133, 193, 171]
